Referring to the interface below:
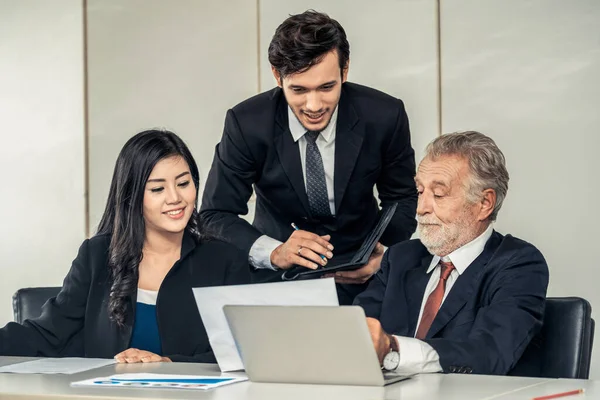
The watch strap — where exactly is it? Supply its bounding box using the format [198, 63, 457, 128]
[388, 334, 399, 352]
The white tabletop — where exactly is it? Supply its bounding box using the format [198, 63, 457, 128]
[0, 357, 565, 400]
[494, 378, 597, 399]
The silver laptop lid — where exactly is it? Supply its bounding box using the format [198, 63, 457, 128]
[223, 305, 386, 386]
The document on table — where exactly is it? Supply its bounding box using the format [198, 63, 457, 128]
[71, 373, 247, 390]
[193, 278, 339, 372]
[0, 358, 116, 374]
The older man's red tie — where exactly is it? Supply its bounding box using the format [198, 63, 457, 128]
[415, 260, 455, 339]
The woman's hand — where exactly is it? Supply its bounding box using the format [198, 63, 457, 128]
[114, 348, 171, 363]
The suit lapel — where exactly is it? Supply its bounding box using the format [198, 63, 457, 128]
[426, 232, 503, 338]
[333, 87, 362, 213]
[405, 255, 434, 337]
[273, 95, 311, 215]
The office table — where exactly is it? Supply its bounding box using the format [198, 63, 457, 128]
[495, 378, 597, 399]
[0, 356, 582, 400]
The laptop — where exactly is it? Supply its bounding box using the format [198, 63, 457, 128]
[281, 203, 397, 281]
[222, 305, 411, 386]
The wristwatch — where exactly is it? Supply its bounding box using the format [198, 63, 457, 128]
[382, 334, 400, 371]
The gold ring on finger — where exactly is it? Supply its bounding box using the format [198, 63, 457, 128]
[297, 246, 302, 255]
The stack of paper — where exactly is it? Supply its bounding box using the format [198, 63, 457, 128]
[0, 358, 115, 374]
[193, 278, 339, 372]
[71, 373, 247, 390]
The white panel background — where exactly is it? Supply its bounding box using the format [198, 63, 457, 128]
[0, 1, 86, 324]
[441, 0, 600, 377]
[1, 0, 598, 375]
[86, 0, 259, 231]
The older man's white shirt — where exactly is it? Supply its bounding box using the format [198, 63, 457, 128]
[392, 224, 494, 375]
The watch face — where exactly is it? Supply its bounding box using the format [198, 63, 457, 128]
[383, 351, 400, 371]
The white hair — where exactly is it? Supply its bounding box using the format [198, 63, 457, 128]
[424, 131, 509, 221]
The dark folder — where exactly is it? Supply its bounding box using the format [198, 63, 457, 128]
[281, 203, 398, 281]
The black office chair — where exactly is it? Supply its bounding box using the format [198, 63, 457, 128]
[509, 297, 594, 379]
[12, 287, 62, 324]
[12, 286, 84, 356]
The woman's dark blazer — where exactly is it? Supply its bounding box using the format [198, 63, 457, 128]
[0, 232, 250, 362]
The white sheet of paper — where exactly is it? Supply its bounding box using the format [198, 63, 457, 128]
[193, 278, 339, 372]
[0, 357, 116, 374]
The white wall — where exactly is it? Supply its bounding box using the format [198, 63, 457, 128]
[0, 1, 86, 324]
[441, 0, 600, 377]
[86, 0, 259, 231]
[2, 1, 599, 376]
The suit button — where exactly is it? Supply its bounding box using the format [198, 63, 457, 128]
[466, 367, 473, 374]
[449, 366, 457, 373]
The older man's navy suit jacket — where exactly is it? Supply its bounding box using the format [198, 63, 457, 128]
[355, 230, 549, 375]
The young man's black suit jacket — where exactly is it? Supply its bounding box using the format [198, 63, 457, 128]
[354, 230, 549, 375]
[0, 233, 250, 362]
[201, 82, 418, 301]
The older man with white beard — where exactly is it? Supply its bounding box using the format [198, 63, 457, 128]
[354, 131, 549, 376]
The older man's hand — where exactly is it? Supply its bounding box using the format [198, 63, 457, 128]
[366, 317, 392, 365]
[324, 242, 384, 284]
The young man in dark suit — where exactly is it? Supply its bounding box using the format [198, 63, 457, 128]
[201, 11, 416, 304]
[201, 11, 418, 304]
[358, 131, 549, 375]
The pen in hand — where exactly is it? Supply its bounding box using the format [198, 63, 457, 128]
[291, 223, 327, 262]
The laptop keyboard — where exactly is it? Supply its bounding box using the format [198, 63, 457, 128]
[383, 372, 400, 380]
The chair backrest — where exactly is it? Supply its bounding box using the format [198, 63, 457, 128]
[509, 297, 594, 379]
[12, 287, 62, 324]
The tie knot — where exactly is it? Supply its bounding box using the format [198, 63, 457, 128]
[305, 131, 320, 143]
[439, 260, 455, 280]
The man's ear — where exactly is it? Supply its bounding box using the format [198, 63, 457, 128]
[478, 188, 496, 221]
[341, 59, 350, 83]
[271, 66, 282, 87]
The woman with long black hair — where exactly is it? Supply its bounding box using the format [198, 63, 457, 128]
[0, 129, 249, 363]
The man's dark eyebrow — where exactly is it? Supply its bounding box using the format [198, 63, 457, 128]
[318, 80, 338, 88]
[147, 171, 190, 183]
[288, 80, 337, 90]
